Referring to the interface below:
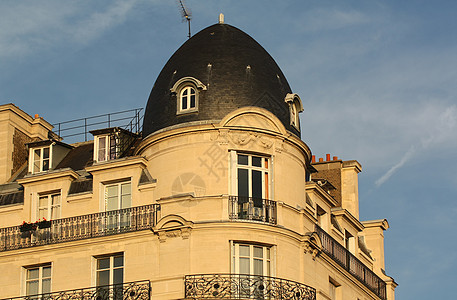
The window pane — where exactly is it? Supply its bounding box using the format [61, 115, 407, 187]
[97, 258, 110, 270]
[239, 257, 250, 274]
[97, 270, 110, 286]
[38, 208, 47, 220]
[113, 268, 123, 285]
[190, 95, 196, 108]
[51, 206, 60, 219]
[182, 95, 187, 109]
[26, 280, 39, 296]
[42, 278, 51, 294]
[252, 156, 262, 167]
[253, 246, 263, 258]
[28, 268, 39, 279]
[98, 137, 106, 161]
[51, 194, 60, 205]
[114, 255, 123, 267]
[239, 245, 250, 256]
[182, 89, 188, 96]
[42, 159, 50, 171]
[254, 258, 263, 276]
[237, 155, 248, 165]
[43, 147, 50, 159]
[237, 169, 249, 198]
[42, 266, 51, 277]
[39, 196, 48, 207]
[34, 149, 41, 173]
[252, 170, 262, 199]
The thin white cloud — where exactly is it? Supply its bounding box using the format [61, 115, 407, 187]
[0, 0, 141, 58]
[375, 145, 415, 187]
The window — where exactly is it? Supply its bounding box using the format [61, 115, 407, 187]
[29, 147, 50, 173]
[96, 254, 124, 299]
[344, 230, 355, 253]
[25, 264, 51, 297]
[96, 253, 124, 287]
[231, 152, 270, 220]
[104, 181, 131, 230]
[329, 278, 341, 300]
[38, 193, 61, 220]
[179, 86, 197, 112]
[95, 135, 118, 162]
[232, 243, 272, 277]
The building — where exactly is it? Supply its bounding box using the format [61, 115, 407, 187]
[0, 18, 397, 300]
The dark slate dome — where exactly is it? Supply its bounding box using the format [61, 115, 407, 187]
[143, 23, 299, 137]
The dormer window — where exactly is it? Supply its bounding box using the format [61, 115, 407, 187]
[284, 93, 304, 131]
[32, 147, 50, 173]
[95, 135, 118, 162]
[91, 127, 139, 163]
[27, 140, 72, 174]
[170, 76, 207, 115]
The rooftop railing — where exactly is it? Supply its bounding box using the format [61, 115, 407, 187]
[185, 274, 316, 300]
[315, 225, 387, 300]
[0, 204, 160, 252]
[52, 108, 143, 143]
[229, 196, 277, 224]
[0, 280, 150, 300]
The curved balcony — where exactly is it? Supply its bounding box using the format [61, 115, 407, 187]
[185, 274, 316, 300]
[229, 196, 277, 224]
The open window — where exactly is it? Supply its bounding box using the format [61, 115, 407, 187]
[27, 140, 72, 174]
[91, 128, 139, 163]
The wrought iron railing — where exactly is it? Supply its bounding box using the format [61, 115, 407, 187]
[0, 280, 150, 300]
[52, 108, 143, 143]
[229, 196, 277, 224]
[0, 204, 160, 252]
[185, 274, 316, 300]
[315, 225, 386, 300]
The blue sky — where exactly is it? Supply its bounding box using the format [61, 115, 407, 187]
[1, 1, 456, 299]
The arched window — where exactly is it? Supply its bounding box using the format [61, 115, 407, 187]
[180, 86, 196, 111]
[171, 76, 206, 115]
[284, 93, 303, 131]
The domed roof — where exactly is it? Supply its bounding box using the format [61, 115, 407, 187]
[143, 23, 300, 137]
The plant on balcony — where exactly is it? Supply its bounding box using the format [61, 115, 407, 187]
[19, 221, 37, 232]
[37, 218, 51, 229]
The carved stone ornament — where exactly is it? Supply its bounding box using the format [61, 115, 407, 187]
[153, 215, 193, 243]
[228, 132, 273, 149]
[303, 232, 322, 260]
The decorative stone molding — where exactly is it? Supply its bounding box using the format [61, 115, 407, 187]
[153, 214, 193, 243]
[303, 232, 322, 260]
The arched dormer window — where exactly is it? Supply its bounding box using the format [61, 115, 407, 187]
[170, 76, 207, 115]
[284, 93, 304, 131]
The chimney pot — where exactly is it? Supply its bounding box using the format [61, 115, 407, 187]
[34, 114, 39, 119]
[312, 155, 316, 163]
[319, 158, 324, 162]
[326, 154, 331, 161]
[333, 156, 338, 161]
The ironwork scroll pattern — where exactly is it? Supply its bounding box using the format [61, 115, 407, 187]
[0, 280, 150, 300]
[185, 274, 316, 300]
[0, 204, 160, 252]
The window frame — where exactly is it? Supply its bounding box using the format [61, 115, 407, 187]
[103, 181, 132, 212]
[23, 263, 52, 297]
[37, 191, 61, 221]
[29, 146, 51, 174]
[231, 242, 274, 277]
[94, 134, 119, 162]
[284, 93, 303, 131]
[94, 253, 124, 287]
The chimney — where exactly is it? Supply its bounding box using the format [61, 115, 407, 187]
[333, 156, 338, 161]
[34, 114, 39, 119]
[319, 157, 323, 162]
[312, 155, 316, 163]
[326, 154, 331, 161]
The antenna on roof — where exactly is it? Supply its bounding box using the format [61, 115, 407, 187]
[177, 0, 192, 39]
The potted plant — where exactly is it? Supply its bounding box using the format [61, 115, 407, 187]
[19, 221, 36, 232]
[37, 218, 51, 229]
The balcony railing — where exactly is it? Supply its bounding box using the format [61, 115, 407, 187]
[0, 280, 150, 300]
[229, 196, 277, 224]
[185, 274, 316, 300]
[315, 225, 387, 300]
[0, 204, 160, 252]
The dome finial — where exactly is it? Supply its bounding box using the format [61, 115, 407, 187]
[219, 13, 224, 24]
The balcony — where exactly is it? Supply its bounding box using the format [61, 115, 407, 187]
[0, 204, 160, 252]
[0, 280, 150, 300]
[185, 274, 316, 300]
[229, 196, 277, 224]
[315, 225, 387, 300]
